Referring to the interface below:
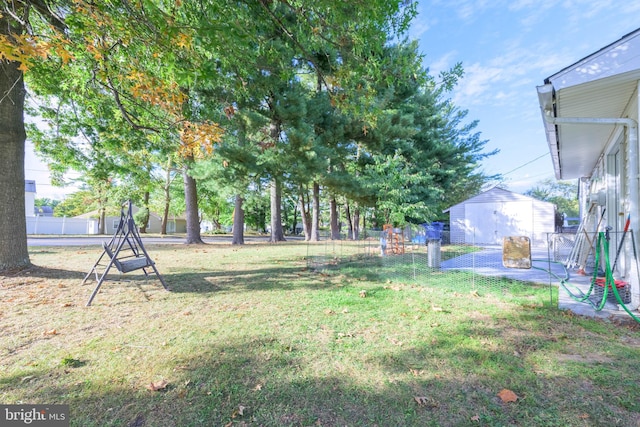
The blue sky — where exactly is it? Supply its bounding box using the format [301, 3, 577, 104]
[411, 0, 640, 192]
[26, 1, 640, 199]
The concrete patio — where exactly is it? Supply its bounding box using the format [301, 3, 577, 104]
[440, 245, 639, 323]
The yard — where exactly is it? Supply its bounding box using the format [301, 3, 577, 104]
[1, 241, 639, 426]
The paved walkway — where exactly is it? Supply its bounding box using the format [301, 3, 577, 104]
[441, 245, 639, 322]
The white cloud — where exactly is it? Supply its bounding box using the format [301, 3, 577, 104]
[427, 50, 459, 77]
[452, 62, 504, 106]
[409, 18, 432, 40]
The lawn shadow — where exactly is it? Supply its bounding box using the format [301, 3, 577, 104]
[164, 264, 335, 294]
[0, 336, 491, 426]
[0, 264, 86, 281]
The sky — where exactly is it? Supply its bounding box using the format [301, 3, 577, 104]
[24, 0, 640, 199]
[410, 0, 640, 192]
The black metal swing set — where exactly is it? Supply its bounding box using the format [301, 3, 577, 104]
[82, 200, 169, 306]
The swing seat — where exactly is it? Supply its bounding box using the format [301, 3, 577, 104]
[103, 242, 153, 273]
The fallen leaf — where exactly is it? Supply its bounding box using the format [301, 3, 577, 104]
[232, 405, 247, 418]
[252, 383, 263, 391]
[388, 337, 403, 346]
[146, 379, 168, 391]
[414, 396, 428, 406]
[497, 388, 518, 403]
[414, 396, 438, 407]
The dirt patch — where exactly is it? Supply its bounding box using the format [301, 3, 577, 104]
[556, 353, 613, 364]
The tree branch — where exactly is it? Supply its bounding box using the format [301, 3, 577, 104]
[28, 0, 66, 32]
[257, 0, 333, 93]
[103, 75, 162, 133]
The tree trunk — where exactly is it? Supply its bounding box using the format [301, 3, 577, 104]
[140, 191, 149, 233]
[0, 35, 29, 271]
[290, 199, 298, 234]
[299, 188, 311, 240]
[269, 177, 286, 242]
[362, 210, 367, 239]
[353, 207, 360, 240]
[183, 160, 204, 244]
[232, 194, 245, 245]
[161, 158, 172, 235]
[330, 195, 340, 240]
[310, 181, 320, 242]
[344, 200, 353, 240]
[98, 207, 106, 235]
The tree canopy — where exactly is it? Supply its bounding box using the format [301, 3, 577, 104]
[1, 0, 498, 271]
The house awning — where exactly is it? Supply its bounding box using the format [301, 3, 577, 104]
[537, 28, 640, 180]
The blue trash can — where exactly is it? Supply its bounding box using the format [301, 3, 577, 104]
[425, 222, 444, 240]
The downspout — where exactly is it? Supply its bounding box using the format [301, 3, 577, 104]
[542, 109, 639, 308]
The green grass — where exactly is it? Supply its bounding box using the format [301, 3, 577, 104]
[1, 241, 639, 426]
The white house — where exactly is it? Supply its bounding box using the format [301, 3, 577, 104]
[536, 28, 640, 309]
[23, 180, 98, 234]
[75, 205, 186, 235]
[444, 187, 555, 246]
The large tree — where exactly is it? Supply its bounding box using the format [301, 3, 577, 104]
[0, 1, 66, 271]
[0, 11, 29, 270]
[21, 1, 230, 245]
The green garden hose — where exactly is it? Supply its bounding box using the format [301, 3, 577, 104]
[549, 232, 640, 323]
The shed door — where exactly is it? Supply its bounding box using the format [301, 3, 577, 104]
[465, 202, 533, 244]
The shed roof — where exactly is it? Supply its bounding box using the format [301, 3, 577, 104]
[443, 187, 554, 213]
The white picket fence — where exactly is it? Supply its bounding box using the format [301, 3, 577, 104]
[26, 216, 99, 235]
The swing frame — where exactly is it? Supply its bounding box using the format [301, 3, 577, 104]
[82, 200, 169, 306]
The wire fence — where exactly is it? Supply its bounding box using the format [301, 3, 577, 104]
[305, 229, 640, 323]
[305, 229, 561, 300]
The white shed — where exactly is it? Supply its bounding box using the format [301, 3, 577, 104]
[444, 187, 555, 246]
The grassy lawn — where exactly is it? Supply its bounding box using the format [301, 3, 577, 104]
[1, 241, 639, 426]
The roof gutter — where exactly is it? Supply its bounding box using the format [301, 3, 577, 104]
[537, 84, 639, 258]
